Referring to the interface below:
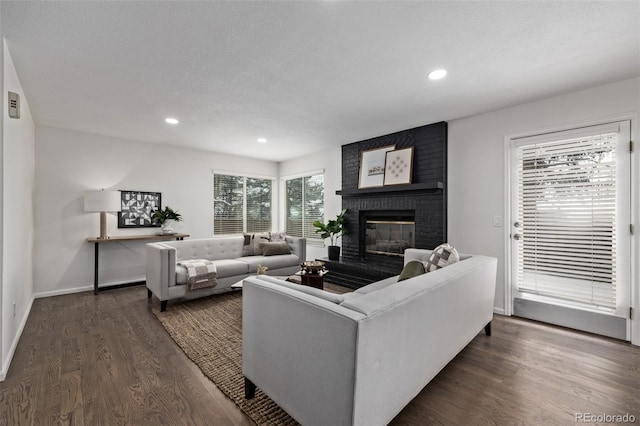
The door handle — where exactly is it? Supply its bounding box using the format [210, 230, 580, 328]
[513, 233, 523, 240]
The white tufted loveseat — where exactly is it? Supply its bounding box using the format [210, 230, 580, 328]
[145, 235, 306, 311]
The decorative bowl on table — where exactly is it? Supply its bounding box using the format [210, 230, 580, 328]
[300, 261, 325, 275]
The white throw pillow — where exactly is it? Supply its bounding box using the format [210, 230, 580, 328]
[269, 231, 287, 242]
[424, 243, 460, 272]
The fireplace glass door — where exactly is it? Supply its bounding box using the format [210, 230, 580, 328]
[365, 220, 415, 257]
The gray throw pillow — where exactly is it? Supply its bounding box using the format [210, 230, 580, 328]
[398, 261, 426, 282]
[252, 232, 271, 255]
[424, 243, 460, 272]
[260, 241, 291, 256]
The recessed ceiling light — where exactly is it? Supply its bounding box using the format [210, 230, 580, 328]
[428, 69, 447, 80]
[165, 117, 179, 124]
[257, 138, 267, 143]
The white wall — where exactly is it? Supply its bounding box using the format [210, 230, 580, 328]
[34, 125, 278, 296]
[0, 15, 5, 381]
[278, 147, 342, 260]
[1, 40, 35, 378]
[448, 78, 639, 342]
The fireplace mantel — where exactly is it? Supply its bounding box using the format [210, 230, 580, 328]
[336, 181, 443, 197]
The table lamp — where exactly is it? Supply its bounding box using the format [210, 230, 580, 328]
[84, 189, 121, 239]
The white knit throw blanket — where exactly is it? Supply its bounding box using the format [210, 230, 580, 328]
[177, 259, 218, 290]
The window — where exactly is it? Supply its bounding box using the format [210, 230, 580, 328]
[213, 173, 272, 235]
[285, 174, 324, 240]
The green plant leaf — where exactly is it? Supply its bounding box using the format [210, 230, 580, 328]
[151, 206, 183, 224]
[311, 209, 348, 244]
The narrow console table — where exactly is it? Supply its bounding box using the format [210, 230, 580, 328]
[87, 233, 189, 294]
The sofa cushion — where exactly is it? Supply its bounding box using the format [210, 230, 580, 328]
[354, 275, 399, 294]
[171, 236, 244, 261]
[260, 241, 291, 256]
[239, 254, 300, 273]
[424, 243, 460, 272]
[398, 261, 426, 282]
[255, 275, 345, 304]
[340, 272, 446, 316]
[176, 259, 250, 285]
[340, 292, 363, 303]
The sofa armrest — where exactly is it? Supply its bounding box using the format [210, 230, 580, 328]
[286, 236, 306, 261]
[145, 242, 176, 301]
[242, 277, 363, 426]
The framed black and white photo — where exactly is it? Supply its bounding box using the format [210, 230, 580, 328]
[384, 147, 414, 186]
[358, 145, 396, 188]
[118, 190, 161, 228]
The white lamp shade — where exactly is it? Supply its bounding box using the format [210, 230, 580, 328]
[84, 190, 121, 212]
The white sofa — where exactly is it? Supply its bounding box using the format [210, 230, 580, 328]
[242, 248, 497, 426]
[146, 235, 305, 311]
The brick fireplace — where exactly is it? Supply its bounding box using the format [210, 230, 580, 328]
[322, 121, 447, 289]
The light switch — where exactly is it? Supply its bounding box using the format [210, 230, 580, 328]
[493, 216, 502, 227]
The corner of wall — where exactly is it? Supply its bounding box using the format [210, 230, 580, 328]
[0, 295, 33, 381]
[0, 35, 6, 381]
[1, 37, 36, 379]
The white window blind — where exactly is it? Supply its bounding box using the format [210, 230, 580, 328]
[515, 130, 618, 310]
[285, 174, 324, 239]
[214, 174, 272, 235]
[246, 177, 272, 233]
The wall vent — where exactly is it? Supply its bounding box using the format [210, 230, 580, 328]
[8, 91, 20, 119]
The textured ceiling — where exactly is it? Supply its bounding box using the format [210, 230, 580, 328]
[2, 1, 639, 161]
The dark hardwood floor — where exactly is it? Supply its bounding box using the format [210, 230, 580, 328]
[0, 287, 252, 426]
[1, 285, 639, 425]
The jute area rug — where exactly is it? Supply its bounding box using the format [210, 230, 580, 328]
[152, 291, 298, 426]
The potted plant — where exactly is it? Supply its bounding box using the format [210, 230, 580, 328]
[313, 209, 347, 260]
[152, 206, 183, 235]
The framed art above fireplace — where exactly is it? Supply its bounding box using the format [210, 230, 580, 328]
[358, 145, 395, 188]
[383, 147, 414, 186]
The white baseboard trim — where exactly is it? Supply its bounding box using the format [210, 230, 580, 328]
[34, 276, 147, 299]
[0, 295, 35, 382]
[34, 285, 93, 299]
[493, 307, 506, 316]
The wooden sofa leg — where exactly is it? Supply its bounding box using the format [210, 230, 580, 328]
[484, 321, 492, 336]
[147, 289, 152, 299]
[161, 300, 168, 312]
[244, 377, 256, 399]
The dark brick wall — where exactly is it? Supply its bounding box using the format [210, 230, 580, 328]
[340, 121, 447, 264]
